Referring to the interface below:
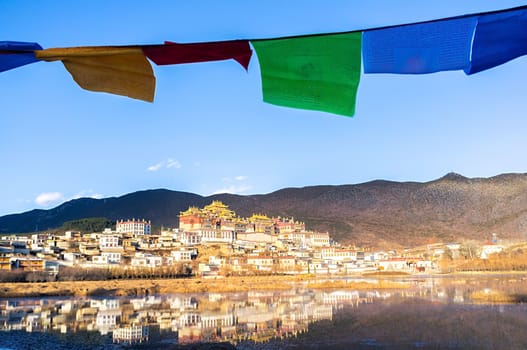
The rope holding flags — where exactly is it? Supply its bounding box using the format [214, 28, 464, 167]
[2, 5, 527, 116]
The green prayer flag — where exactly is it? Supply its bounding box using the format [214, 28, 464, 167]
[252, 32, 362, 117]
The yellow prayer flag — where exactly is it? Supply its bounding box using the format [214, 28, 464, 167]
[35, 46, 155, 102]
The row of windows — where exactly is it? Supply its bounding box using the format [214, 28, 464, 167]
[102, 253, 121, 258]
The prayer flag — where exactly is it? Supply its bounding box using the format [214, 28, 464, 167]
[0, 41, 42, 72]
[252, 32, 362, 117]
[363, 17, 476, 74]
[35, 46, 155, 102]
[466, 8, 527, 74]
[142, 40, 252, 70]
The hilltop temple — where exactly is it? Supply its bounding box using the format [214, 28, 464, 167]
[179, 201, 306, 233]
[177, 201, 326, 246]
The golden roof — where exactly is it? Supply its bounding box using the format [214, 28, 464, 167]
[248, 214, 271, 221]
[179, 206, 201, 216]
[203, 201, 235, 218]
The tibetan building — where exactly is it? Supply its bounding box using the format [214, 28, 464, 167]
[178, 201, 315, 245]
[179, 206, 204, 231]
[116, 219, 151, 237]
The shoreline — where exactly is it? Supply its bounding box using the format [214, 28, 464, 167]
[0, 275, 301, 298]
[2, 271, 526, 298]
[0, 273, 408, 298]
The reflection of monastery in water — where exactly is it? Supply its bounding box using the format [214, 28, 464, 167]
[0, 282, 466, 346]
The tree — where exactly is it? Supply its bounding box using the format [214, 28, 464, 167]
[61, 217, 113, 233]
[459, 241, 480, 260]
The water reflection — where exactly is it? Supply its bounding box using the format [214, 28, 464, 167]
[1, 276, 527, 349]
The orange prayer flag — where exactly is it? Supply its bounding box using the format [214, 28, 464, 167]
[35, 46, 155, 102]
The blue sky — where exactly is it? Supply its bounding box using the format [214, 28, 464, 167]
[1, 0, 527, 216]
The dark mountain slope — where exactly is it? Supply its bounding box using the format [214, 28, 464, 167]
[2, 173, 527, 247]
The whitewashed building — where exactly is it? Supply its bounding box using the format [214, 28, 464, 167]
[116, 219, 151, 237]
[101, 251, 121, 264]
[99, 234, 121, 249]
[199, 230, 236, 244]
[321, 248, 357, 262]
[131, 253, 163, 268]
[171, 248, 196, 262]
[178, 231, 201, 246]
[481, 243, 503, 259]
[246, 255, 273, 271]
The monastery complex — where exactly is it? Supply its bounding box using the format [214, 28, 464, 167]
[1, 200, 507, 278]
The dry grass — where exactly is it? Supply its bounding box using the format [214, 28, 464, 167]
[306, 279, 410, 290]
[446, 250, 527, 273]
[0, 275, 302, 298]
[470, 289, 517, 303]
[362, 271, 411, 277]
[0, 273, 415, 298]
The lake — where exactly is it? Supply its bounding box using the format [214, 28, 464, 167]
[2, 274, 527, 349]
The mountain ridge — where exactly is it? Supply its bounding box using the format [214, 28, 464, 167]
[2, 173, 527, 247]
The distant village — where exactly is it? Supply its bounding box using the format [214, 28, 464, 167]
[0, 201, 508, 278]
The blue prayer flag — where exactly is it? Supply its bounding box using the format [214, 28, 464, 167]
[363, 17, 477, 74]
[0, 41, 42, 73]
[466, 8, 527, 74]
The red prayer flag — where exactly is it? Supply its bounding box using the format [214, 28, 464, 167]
[142, 40, 252, 70]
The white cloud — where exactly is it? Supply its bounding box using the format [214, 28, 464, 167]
[222, 175, 248, 182]
[212, 184, 251, 195]
[35, 192, 64, 207]
[147, 158, 182, 172]
[166, 158, 181, 169]
[214, 176, 251, 194]
[147, 162, 163, 172]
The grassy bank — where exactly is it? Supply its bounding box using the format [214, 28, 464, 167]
[5, 270, 527, 299]
[0, 275, 290, 298]
[0, 273, 413, 298]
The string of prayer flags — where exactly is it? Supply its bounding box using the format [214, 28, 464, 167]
[466, 8, 527, 75]
[35, 46, 155, 102]
[252, 32, 362, 117]
[363, 17, 477, 74]
[0, 41, 43, 73]
[142, 40, 252, 70]
[3, 5, 527, 116]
